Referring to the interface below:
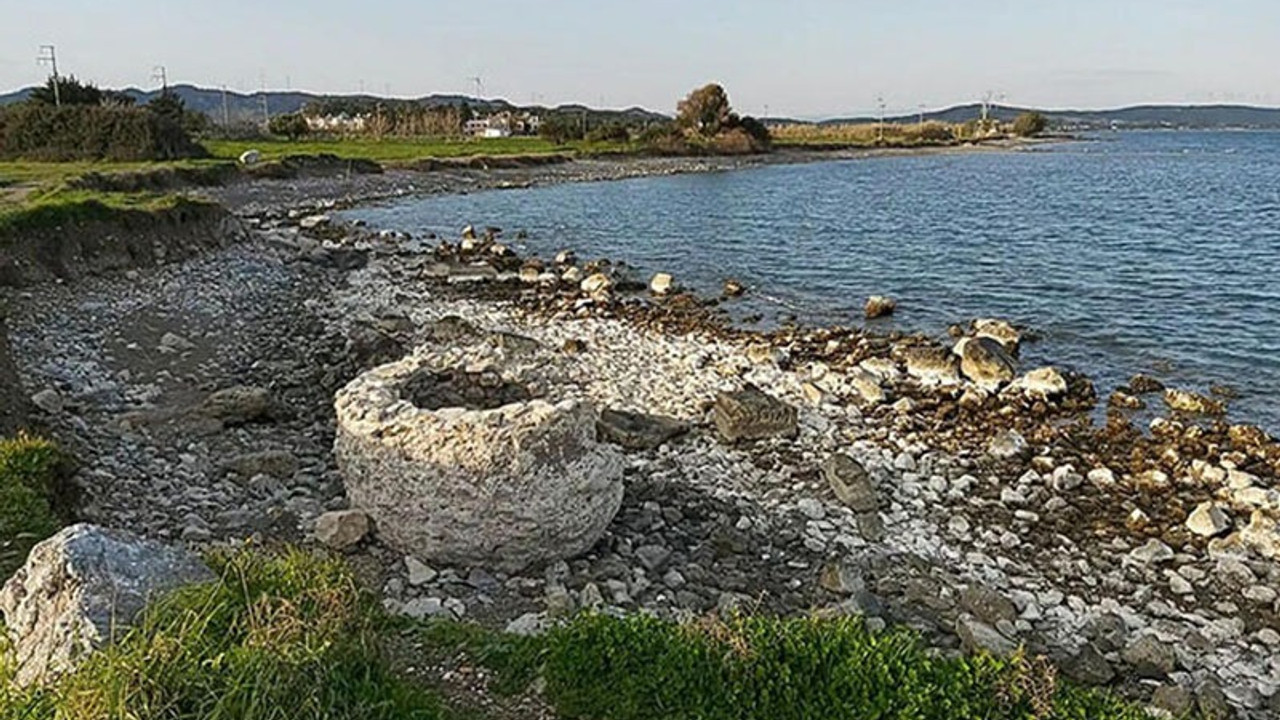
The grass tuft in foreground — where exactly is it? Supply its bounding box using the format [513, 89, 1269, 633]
[1, 548, 447, 720]
[418, 612, 1152, 720]
[0, 434, 64, 578]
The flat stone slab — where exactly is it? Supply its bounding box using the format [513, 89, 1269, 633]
[714, 385, 798, 444]
[597, 408, 690, 451]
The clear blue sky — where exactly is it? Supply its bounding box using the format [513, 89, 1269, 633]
[3, 0, 1277, 117]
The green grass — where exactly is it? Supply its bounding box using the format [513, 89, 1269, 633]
[1, 548, 449, 720]
[417, 613, 1152, 720]
[0, 434, 63, 578]
[1, 544, 1153, 720]
[0, 189, 206, 235]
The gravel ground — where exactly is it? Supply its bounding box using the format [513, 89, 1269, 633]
[6, 154, 1279, 718]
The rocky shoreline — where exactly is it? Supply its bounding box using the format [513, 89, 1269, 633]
[6, 156, 1279, 719]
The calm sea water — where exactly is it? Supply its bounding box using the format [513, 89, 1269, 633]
[345, 132, 1280, 430]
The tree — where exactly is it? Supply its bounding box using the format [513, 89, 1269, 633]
[539, 115, 583, 145]
[676, 83, 733, 137]
[1012, 111, 1048, 137]
[147, 91, 207, 135]
[736, 115, 772, 150]
[268, 112, 310, 140]
[28, 75, 104, 106]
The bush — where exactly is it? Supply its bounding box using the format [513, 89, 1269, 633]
[585, 122, 631, 143]
[1, 548, 447, 720]
[1012, 112, 1048, 137]
[916, 121, 956, 143]
[0, 104, 206, 162]
[0, 434, 63, 578]
[539, 115, 585, 145]
[268, 112, 310, 141]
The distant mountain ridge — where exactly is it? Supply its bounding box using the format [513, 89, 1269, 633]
[2, 84, 1279, 129]
[819, 103, 1280, 129]
[0, 83, 667, 125]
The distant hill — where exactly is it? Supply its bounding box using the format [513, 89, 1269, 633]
[819, 103, 1280, 130]
[0, 83, 667, 125]
[4, 84, 1278, 130]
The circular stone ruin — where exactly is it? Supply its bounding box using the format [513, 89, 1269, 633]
[334, 350, 624, 572]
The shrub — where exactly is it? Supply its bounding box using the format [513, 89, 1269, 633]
[539, 115, 585, 144]
[268, 112, 310, 141]
[1, 548, 447, 720]
[585, 122, 631, 144]
[0, 104, 206, 161]
[1012, 112, 1048, 137]
[916, 121, 955, 143]
[0, 434, 63, 578]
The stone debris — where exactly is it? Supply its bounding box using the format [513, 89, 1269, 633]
[8, 175, 1280, 719]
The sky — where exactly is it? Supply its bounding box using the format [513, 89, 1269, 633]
[3, 0, 1279, 118]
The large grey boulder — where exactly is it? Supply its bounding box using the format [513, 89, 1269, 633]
[334, 351, 624, 573]
[0, 524, 213, 686]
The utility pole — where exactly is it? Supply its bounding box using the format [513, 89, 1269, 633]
[152, 65, 168, 93]
[259, 72, 269, 128]
[877, 96, 886, 143]
[37, 45, 60, 107]
[221, 85, 231, 127]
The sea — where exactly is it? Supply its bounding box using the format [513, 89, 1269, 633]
[342, 131, 1280, 431]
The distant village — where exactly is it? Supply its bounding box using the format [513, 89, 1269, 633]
[303, 109, 543, 137]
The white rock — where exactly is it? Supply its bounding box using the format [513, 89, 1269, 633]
[0, 525, 213, 686]
[1128, 539, 1174, 565]
[581, 273, 613, 294]
[1243, 585, 1278, 605]
[1012, 367, 1068, 398]
[1186, 502, 1231, 538]
[796, 498, 825, 521]
[1087, 467, 1116, 488]
[314, 510, 370, 549]
[649, 273, 675, 296]
[158, 332, 196, 353]
[298, 214, 331, 230]
[30, 389, 64, 414]
[988, 429, 1028, 460]
[404, 556, 438, 586]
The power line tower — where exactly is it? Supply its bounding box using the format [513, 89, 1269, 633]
[37, 45, 60, 107]
[221, 85, 231, 127]
[469, 76, 483, 98]
[152, 65, 168, 92]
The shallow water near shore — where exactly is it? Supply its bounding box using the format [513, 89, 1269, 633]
[344, 131, 1280, 431]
